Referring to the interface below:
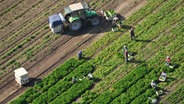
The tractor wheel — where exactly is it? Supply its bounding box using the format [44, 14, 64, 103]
[90, 16, 100, 26]
[69, 20, 82, 31]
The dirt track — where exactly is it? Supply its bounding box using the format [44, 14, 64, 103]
[0, 0, 146, 103]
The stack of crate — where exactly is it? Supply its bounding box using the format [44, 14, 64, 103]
[14, 67, 29, 86]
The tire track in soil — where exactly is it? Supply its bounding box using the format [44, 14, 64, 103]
[0, 0, 113, 82]
[0, 0, 94, 55]
[0, 0, 65, 41]
[0, 0, 102, 59]
[0, 32, 51, 80]
[1, 0, 85, 71]
[1, 0, 85, 61]
[0, 0, 91, 83]
[0, 0, 92, 82]
[0, 22, 49, 62]
[0, 0, 97, 42]
[0, 34, 70, 88]
[0, 0, 64, 49]
[0, 24, 103, 104]
[0, 0, 18, 13]
[0, 18, 106, 90]
[0, 0, 23, 16]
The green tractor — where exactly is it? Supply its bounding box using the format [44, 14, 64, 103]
[49, 2, 100, 33]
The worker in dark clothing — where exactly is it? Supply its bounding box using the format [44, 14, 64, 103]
[78, 50, 83, 60]
[112, 21, 116, 31]
[123, 45, 128, 62]
[130, 27, 135, 40]
[112, 17, 119, 32]
[119, 21, 123, 28]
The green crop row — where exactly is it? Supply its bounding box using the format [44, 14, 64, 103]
[13, 0, 45, 20]
[91, 64, 151, 104]
[10, 0, 183, 103]
[114, 21, 184, 104]
[0, 0, 23, 21]
[0, 31, 53, 72]
[34, 58, 85, 91]
[0, 35, 35, 59]
[10, 58, 84, 104]
[17, 61, 93, 104]
[0, 0, 66, 48]
[117, 22, 184, 104]
[32, 81, 72, 104]
[83, 0, 169, 90]
[84, 0, 165, 57]
[110, 69, 158, 104]
[50, 80, 93, 104]
[132, 21, 184, 103]
[92, 0, 182, 65]
[10, 88, 40, 104]
[74, 0, 181, 103]
[92, 0, 183, 78]
[135, 0, 183, 36]
[82, 2, 183, 103]
[23, 33, 59, 59]
[130, 89, 155, 104]
[32, 62, 94, 104]
[0, 0, 44, 29]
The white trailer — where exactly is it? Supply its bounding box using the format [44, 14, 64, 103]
[48, 13, 65, 34]
[14, 67, 29, 86]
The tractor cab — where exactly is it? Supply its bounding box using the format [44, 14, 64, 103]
[63, 2, 100, 31]
[64, 2, 86, 21]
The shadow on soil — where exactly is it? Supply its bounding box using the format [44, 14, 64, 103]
[60, 18, 112, 36]
[122, 25, 132, 30]
[136, 39, 153, 43]
[82, 57, 92, 60]
[117, 13, 126, 21]
[23, 77, 41, 87]
[166, 77, 176, 83]
[92, 77, 101, 83]
[58, 13, 127, 36]
[131, 60, 144, 64]
[130, 52, 137, 56]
